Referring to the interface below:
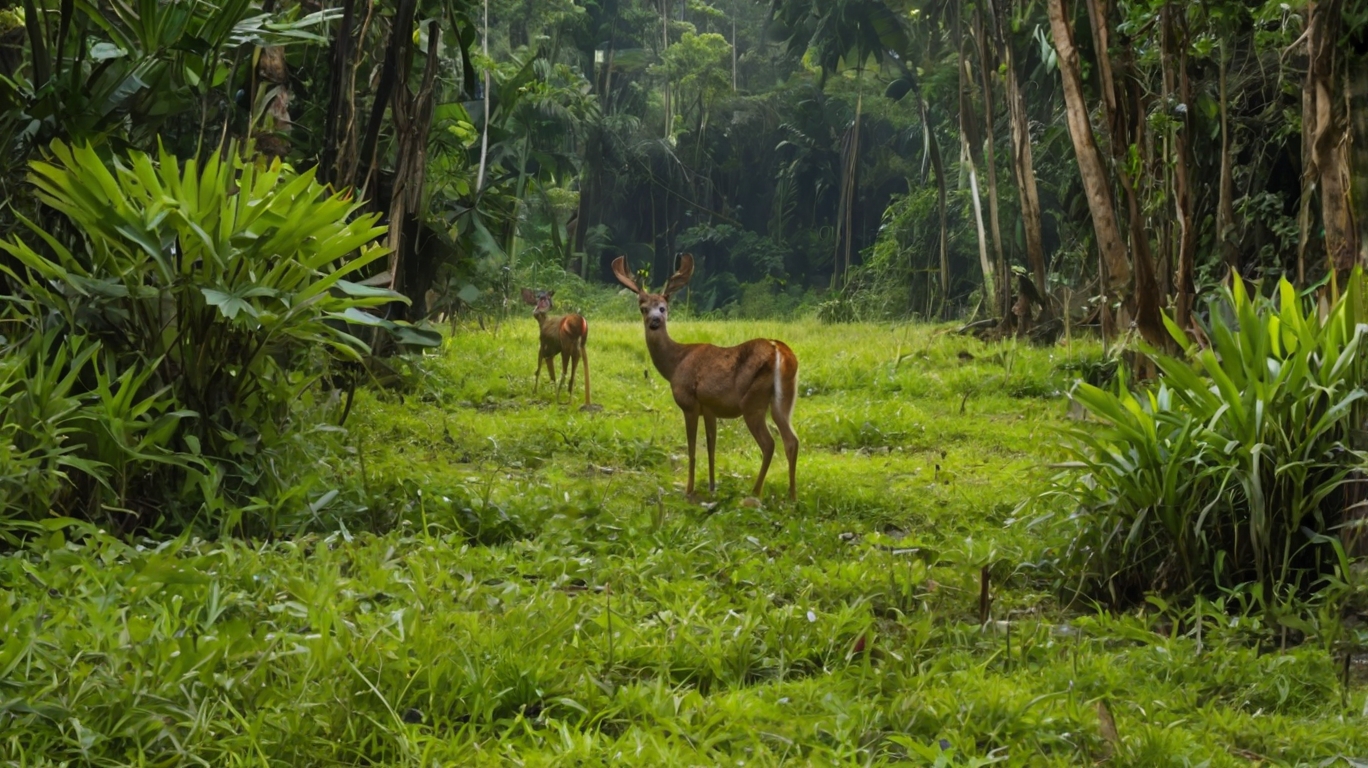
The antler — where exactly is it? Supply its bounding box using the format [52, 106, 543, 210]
[611, 256, 641, 294]
[663, 254, 694, 297]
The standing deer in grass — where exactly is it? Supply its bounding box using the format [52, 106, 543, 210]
[521, 288, 593, 409]
[612, 254, 799, 501]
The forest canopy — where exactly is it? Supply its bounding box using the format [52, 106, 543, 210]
[0, 0, 1364, 333]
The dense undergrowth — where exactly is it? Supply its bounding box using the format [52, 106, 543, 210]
[1040, 274, 1368, 609]
[4, 320, 1367, 765]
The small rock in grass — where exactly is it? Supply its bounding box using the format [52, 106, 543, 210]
[741, 497, 762, 509]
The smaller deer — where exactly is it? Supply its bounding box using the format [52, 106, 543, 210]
[612, 254, 799, 501]
[521, 289, 592, 408]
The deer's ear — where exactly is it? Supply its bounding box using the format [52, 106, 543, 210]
[520, 288, 537, 305]
[546, 290, 555, 299]
[663, 254, 694, 297]
[611, 256, 641, 294]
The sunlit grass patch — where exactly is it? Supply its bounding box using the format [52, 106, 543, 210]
[3, 320, 1364, 765]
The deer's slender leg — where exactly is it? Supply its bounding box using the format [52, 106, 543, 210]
[703, 413, 718, 493]
[743, 409, 775, 499]
[684, 411, 699, 498]
[771, 403, 799, 501]
[566, 350, 578, 404]
[534, 354, 543, 393]
[579, 342, 591, 407]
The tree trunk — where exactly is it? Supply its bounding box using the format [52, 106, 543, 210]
[960, 134, 994, 314]
[1306, 0, 1353, 282]
[1216, 39, 1239, 274]
[662, 0, 671, 136]
[387, 19, 442, 314]
[476, 0, 491, 192]
[1164, 3, 1195, 329]
[957, 13, 995, 309]
[358, 0, 417, 198]
[1002, 25, 1048, 317]
[1352, 55, 1368, 266]
[923, 98, 950, 318]
[974, 6, 1009, 318]
[321, 0, 358, 187]
[731, 0, 737, 92]
[1047, 0, 1130, 296]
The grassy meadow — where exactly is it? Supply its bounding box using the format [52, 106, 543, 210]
[4, 317, 1367, 765]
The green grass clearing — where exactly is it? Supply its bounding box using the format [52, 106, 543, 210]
[3, 319, 1366, 765]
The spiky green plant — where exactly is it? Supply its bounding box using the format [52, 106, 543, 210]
[0, 141, 421, 530]
[1042, 272, 1368, 603]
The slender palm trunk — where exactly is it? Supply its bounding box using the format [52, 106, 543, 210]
[476, 0, 491, 193]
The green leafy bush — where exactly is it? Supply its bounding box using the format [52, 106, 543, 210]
[1039, 274, 1368, 604]
[0, 141, 411, 532]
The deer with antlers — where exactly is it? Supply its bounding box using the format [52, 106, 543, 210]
[521, 288, 593, 409]
[612, 254, 799, 501]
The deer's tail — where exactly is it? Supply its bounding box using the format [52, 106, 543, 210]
[771, 340, 798, 422]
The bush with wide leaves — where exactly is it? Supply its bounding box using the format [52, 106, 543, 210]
[1038, 273, 1368, 605]
[0, 140, 428, 533]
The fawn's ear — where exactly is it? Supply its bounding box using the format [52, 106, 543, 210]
[611, 256, 641, 294]
[546, 290, 555, 300]
[662, 254, 694, 297]
[520, 288, 537, 306]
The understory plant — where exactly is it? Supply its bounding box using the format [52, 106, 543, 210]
[0, 140, 420, 534]
[1039, 272, 1368, 605]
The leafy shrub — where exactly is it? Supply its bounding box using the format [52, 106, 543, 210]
[0, 141, 414, 533]
[1038, 274, 1368, 604]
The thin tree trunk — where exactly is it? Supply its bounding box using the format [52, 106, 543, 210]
[1002, 22, 1048, 317]
[1299, 52, 1315, 286]
[1306, 0, 1353, 282]
[731, 0, 737, 92]
[662, 0, 671, 136]
[1165, 3, 1195, 328]
[963, 134, 994, 310]
[845, 84, 863, 283]
[1217, 39, 1239, 274]
[974, 6, 1009, 318]
[1048, 0, 1130, 297]
[476, 0, 491, 192]
[908, 66, 950, 316]
[358, 0, 417, 197]
[387, 19, 442, 309]
[1352, 55, 1368, 266]
[924, 100, 950, 318]
[957, 8, 995, 310]
[321, 0, 358, 187]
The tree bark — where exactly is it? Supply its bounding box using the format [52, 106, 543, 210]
[320, 0, 358, 187]
[962, 133, 994, 314]
[923, 98, 950, 318]
[476, 0, 491, 192]
[958, 12, 995, 309]
[387, 19, 443, 315]
[1216, 39, 1239, 275]
[1164, 3, 1195, 329]
[1305, 0, 1353, 281]
[1352, 55, 1368, 266]
[1048, 0, 1130, 295]
[973, 6, 1009, 318]
[1001, 17, 1048, 318]
[358, 0, 417, 198]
